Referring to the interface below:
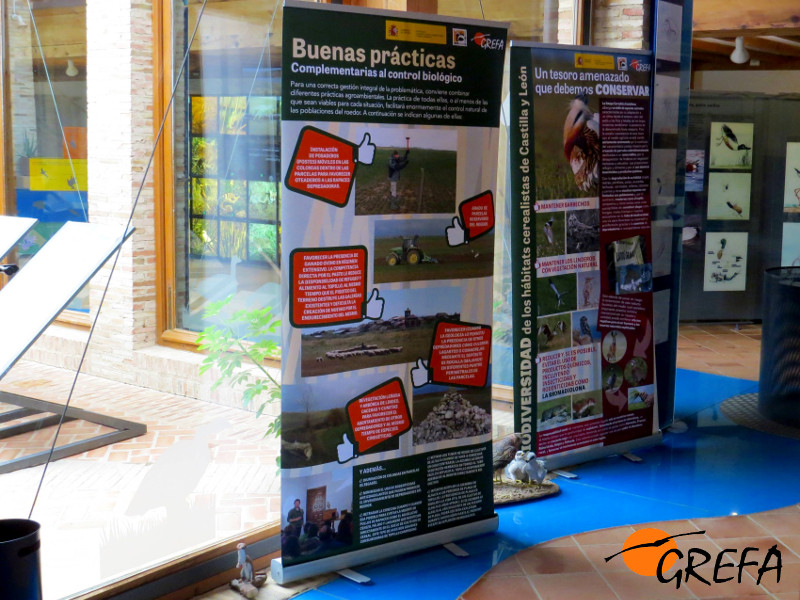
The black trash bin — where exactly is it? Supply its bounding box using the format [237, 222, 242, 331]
[0, 519, 42, 600]
[759, 267, 800, 427]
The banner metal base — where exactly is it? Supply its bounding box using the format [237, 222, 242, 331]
[271, 515, 499, 585]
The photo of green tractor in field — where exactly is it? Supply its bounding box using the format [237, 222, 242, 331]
[385, 235, 439, 266]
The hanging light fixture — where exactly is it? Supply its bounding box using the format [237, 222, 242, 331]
[730, 37, 750, 64]
[65, 60, 78, 77]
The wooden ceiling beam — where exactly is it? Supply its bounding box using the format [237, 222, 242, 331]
[693, 0, 800, 38]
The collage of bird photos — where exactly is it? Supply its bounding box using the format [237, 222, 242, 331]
[512, 43, 659, 462]
[702, 122, 753, 291]
[279, 3, 506, 573]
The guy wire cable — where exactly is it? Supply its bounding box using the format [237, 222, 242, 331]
[28, 0, 210, 518]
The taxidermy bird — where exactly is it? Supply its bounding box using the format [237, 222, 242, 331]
[493, 433, 522, 482]
[549, 278, 567, 308]
[505, 450, 528, 483]
[563, 95, 601, 191]
[543, 217, 555, 244]
[523, 451, 548, 485]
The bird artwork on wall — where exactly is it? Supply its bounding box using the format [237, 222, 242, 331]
[563, 95, 601, 192]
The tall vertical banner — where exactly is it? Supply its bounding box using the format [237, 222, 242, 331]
[510, 43, 661, 469]
[275, 1, 507, 583]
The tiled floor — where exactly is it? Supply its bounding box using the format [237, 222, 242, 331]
[676, 323, 762, 381]
[4, 323, 797, 600]
[0, 360, 280, 600]
[462, 510, 800, 599]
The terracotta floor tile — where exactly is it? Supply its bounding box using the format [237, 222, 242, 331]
[691, 516, 769, 539]
[683, 565, 771, 598]
[779, 535, 800, 560]
[539, 536, 576, 548]
[580, 542, 633, 572]
[634, 520, 703, 536]
[530, 572, 617, 600]
[462, 574, 536, 600]
[746, 560, 800, 595]
[716, 537, 800, 564]
[573, 525, 635, 546]
[749, 512, 800, 536]
[484, 555, 524, 578]
[516, 544, 594, 575]
[603, 570, 694, 599]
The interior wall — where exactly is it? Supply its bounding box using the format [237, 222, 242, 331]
[694, 70, 800, 95]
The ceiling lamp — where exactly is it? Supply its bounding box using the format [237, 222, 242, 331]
[65, 60, 78, 77]
[730, 37, 750, 64]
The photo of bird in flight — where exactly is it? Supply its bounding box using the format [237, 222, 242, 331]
[713, 123, 753, 168]
[549, 278, 567, 308]
[563, 95, 600, 192]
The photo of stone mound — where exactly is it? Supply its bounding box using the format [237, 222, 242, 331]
[412, 390, 491, 445]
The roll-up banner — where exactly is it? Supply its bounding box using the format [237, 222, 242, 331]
[275, 1, 508, 584]
[509, 43, 661, 470]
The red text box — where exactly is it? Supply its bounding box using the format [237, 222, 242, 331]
[458, 191, 495, 241]
[347, 378, 411, 453]
[429, 321, 491, 388]
[285, 126, 357, 207]
[290, 246, 367, 327]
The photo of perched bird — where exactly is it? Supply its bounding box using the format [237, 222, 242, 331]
[538, 323, 554, 343]
[579, 315, 592, 338]
[543, 217, 555, 244]
[492, 433, 521, 482]
[563, 95, 601, 191]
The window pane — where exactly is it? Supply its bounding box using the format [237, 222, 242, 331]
[3, 1, 90, 312]
[174, 1, 282, 336]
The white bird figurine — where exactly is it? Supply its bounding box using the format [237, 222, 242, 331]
[563, 95, 601, 191]
[523, 451, 548, 485]
[505, 450, 528, 483]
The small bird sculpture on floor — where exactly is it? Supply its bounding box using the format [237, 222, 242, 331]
[505, 450, 528, 483]
[523, 451, 548, 486]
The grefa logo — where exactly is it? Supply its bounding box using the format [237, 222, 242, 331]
[472, 32, 504, 50]
[631, 58, 651, 72]
[603, 528, 782, 590]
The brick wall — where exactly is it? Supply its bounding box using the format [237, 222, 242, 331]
[592, 0, 649, 49]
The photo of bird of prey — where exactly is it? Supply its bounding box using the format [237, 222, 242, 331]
[563, 94, 600, 191]
[492, 432, 521, 482]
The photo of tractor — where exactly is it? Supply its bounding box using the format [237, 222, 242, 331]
[386, 235, 439, 266]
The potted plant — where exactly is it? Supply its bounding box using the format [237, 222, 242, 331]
[16, 130, 38, 177]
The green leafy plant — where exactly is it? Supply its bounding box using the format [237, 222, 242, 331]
[17, 130, 38, 159]
[197, 297, 282, 463]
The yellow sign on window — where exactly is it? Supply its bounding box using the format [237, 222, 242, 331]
[574, 53, 615, 70]
[385, 20, 446, 44]
[29, 158, 87, 192]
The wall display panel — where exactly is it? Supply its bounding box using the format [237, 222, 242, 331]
[276, 1, 506, 583]
[509, 42, 661, 467]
